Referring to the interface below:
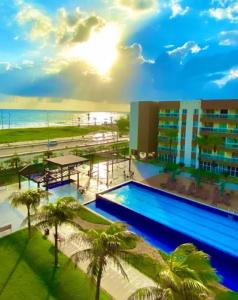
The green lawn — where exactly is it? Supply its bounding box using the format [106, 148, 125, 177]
[0, 125, 109, 144]
[0, 230, 111, 300]
[79, 206, 110, 225]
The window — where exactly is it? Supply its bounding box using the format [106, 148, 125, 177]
[182, 120, 186, 126]
[194, 109, 199, 115]
[193, 121, 198, 127]
[182, 109, 187, 114]
[192, 147, 197, 152]
[181, 145, 185, 150]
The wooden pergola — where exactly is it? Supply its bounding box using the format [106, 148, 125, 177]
[45, 155, 90, 190]
[18, 155, 90, 190]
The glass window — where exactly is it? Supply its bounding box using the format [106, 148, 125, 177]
[194, 109, 199, 114]
[182, 109, 187, 114]
[182, 120, 186, 126]
[193, 121, 198, 127]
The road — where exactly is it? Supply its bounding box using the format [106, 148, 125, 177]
[0, 132, 128, 160]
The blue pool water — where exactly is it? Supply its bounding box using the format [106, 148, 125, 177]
[87, 181, 238, 291]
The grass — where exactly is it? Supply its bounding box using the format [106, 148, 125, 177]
[126, 253, 161, 281]
[0, 229, 111, 300]
[0, 125, 110, 144]
[0, 168, 21, 186]
[79, 206, 111, 225]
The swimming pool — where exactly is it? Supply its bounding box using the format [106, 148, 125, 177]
[87, 181, 238, 291]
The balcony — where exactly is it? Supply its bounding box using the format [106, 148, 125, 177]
[158, 136, 178, 142]
[202, 113, 238, 119]
[200, 127, 238, 135]
[200, 154, 238, 164]
[158, 146, 177, 152]
[158, 125, 178, 130]
[158, 113, 179, 117]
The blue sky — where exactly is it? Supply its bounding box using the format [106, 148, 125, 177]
[0, 0, 238, 110]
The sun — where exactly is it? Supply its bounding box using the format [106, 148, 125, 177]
[63, 23, 121, 76]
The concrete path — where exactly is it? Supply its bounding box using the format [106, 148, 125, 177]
[53, 225, 156, 300]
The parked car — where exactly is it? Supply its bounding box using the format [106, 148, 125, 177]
[48, 140, 58, 147]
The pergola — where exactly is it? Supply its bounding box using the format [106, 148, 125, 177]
[92, 151, 131, 187]
[45, 155, 90, 190]
[18, 155, 90, 190]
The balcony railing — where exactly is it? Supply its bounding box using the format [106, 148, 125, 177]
[223, 143, 238, 150]
[200, 154, 238, 163]
[158, 113, 179, 117]
[158, 136, 178, 141]
[202, 113, 238, 119]
[158, 125, 178, 129]
[200, 127, 238, 134]
[158, 146, 177, 152]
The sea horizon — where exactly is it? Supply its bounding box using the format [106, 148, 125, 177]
[0, 109, 128, 129]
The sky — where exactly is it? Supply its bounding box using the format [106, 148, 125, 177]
[0, 0, 238, 111]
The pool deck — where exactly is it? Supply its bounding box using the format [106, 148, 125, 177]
[142, 173, 238, 213]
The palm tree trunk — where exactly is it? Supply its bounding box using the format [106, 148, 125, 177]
[27, 206, 31, 238]
[95, 261, 103, 300]
[54, 223, 59, 267]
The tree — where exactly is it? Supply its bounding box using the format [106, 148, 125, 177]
[195, 136, 209, 166]
[116, 116, 129, 137]
[7, 153, 21, 169]
[164, 163, 181, 182]
[210, 135, 224, 173]
[43, 150, 54, 159]
[191, 169, 204, 191]
[71, 147, 85, 156]
[129, 243, 219, 300]
[71, 222, 132, 300]
[34, 197, 82, 267]
[164, 129, 178, 163]
[10, 189, 47, 238]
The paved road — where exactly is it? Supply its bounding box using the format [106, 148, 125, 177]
[0, 132, 128, 159]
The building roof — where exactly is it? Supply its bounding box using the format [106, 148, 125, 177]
[46, 155, 89, 167]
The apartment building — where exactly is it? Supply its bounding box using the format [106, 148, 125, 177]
[130, 100, 238, 177]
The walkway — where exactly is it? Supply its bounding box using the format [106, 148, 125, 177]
[52, 224, 156, 300]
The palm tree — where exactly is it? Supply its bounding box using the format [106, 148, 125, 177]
[71, 222, 131, 300]
[210, 135, 224, 173]
[10, 189, 47, 238]
[7, 153, 21, 169]
[164, 162, 181, 182]
[195, 136, 209, 167]
[34, 197, 82, 267]
[163, 129, 178, 163]
[129, 243, 219, 300]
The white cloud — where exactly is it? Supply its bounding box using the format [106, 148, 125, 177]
[170, 0, 190, 19]
[219, 30, 238, 46]
[208, 2, 238, 23]
[116, 0, 157, 11]
[16, 3, 53, 40]
[213, 67, 238, 87]
[164, 44, 174, 49]
[167, 41, 208, 62]
[0, 61, 21, 71]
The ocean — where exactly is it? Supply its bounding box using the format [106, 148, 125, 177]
[0, 109, 128, 129]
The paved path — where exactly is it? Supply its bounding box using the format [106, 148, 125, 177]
[53, 225, 156, 300]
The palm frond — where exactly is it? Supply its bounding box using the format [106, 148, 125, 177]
[128, 286, 166, 300]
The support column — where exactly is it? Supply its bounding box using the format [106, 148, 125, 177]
[61, 167, 63, 182]
[129, 155, 132, 172]
[77, 172, 79, 189]
[106, 161, 109, 187]
[18, 173, 21, 190]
